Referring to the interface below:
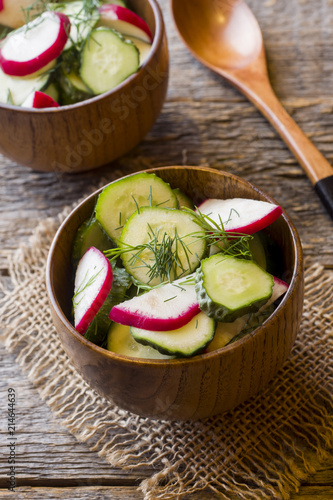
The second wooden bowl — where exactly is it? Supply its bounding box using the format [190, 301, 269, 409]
[0, 0, 168, 173]
[46, 166, 304, 420]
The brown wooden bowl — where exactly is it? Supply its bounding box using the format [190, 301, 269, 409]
[0, 0, 168, 173]
[46, 166, 304, 420]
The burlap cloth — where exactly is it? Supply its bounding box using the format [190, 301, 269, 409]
[0, 212, 332, 500]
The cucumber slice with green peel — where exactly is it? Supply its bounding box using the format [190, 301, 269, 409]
[249, 232, 267, 270]
[72, 217, 113, 265]
[80, 28, 139, 94]
[195, 254, 274, 322]
[106, 322, 175, 359]
[110, 274, 200, 331]
[206, 316, 248, 352]
[173, 188, 195, 210]
[130, 311, 215, 358]
[95, 173, 178, 243]
[119, 207, 207, 285]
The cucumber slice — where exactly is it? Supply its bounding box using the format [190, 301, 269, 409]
[249, 232, 267, 270]
[0, 66, 51, 105]
[130, 311, 215, 357]
[80, 27, 139, 94]
[106, 322, 174, 359]
[195, 254, 273, 322]
[173, 188, 195, 210]
[119, 206, 207, 285]
[206, 316, 249, 352]
[124, 35, 151, 66]
[72, 217, 113, 265]
[95, 173, 178, 242]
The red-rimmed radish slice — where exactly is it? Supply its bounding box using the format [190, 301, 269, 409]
[0, 11, 70, 77]
[197, 198, 283, 235]
[0, 0, 42, 28]
[74, 247, 113, 335]
[98, 4, 152, 43]
[21, 90, 59, 108]
[109, 275, 200, 331]
[268, 276, 289, 305]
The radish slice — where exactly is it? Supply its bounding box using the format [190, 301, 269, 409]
[0, 11, 71, 77]
[197, 198, 283, 235]
[0, 1, 3, 12]
[21, 90, 59, 108]
[109, 275, 200, 331]
[73, 247, 113, 335]
[98, 4, 153, 43]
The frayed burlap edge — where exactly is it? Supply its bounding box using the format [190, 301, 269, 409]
[0, 216, 332, 500]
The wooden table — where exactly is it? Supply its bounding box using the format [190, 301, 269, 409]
[1, 0, 332, 498]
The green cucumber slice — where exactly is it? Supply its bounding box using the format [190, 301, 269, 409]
[0, 66, 51, 105]
[173, 188, 195, 210]
[71, 217, 113, 265]
[59, 68, 92, 104]
[95, 173, 178, 242]
[106, 322, 174, 359]
[119, 206, 207, 286]
[80, 28, 139, 94]
[249, 232, 267, 270]
[195, 254, 273, 322]
[130, 311, 215, 357]
[49, 1, 100, 50]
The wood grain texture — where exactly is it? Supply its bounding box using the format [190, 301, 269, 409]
[0, 0, 332, 497]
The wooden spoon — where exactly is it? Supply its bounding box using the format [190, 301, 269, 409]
[171, 0, 333, 219]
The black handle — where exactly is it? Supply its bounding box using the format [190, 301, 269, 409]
[314, 175, 333, 220]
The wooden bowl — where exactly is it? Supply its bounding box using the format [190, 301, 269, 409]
[46, 166, 304, 420]
[0, 0, 168, 173]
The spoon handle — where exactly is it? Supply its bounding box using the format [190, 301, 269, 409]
[235, 74, 333, 219]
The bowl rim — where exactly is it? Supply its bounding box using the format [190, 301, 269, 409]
[46, 165, 303, 367]
[0, 0, 164, 114]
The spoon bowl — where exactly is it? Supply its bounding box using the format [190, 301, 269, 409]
[173, 0, 262, 71]
[171, 0, 333, 219]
